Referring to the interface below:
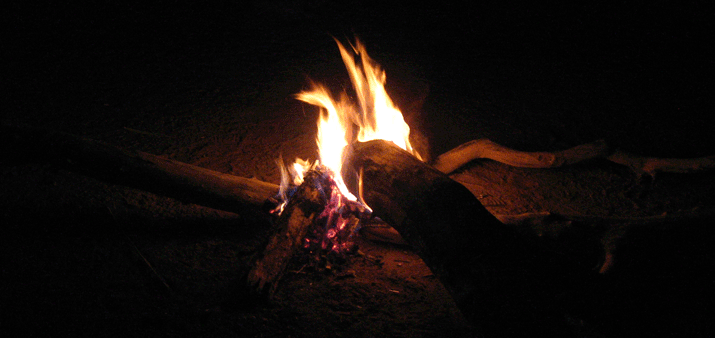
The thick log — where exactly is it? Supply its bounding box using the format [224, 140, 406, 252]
[344, 140, 556, 329]
[1, 122, 279, 213]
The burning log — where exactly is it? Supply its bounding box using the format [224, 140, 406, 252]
[245, 166, 369, 298]
[1, 122, 279, 213]
[245, 170, 328, 298]
[344, 139, 537, 323]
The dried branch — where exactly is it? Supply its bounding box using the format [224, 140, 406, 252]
[433, 138, 715, 178]
[432, 139, 610, 174]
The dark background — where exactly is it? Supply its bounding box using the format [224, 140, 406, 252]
[6, 1, 714, 156]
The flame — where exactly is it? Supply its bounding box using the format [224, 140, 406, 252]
[336, 39, 422, 161]
[276, 38, 420, 213]
[295, 84, 357, 201]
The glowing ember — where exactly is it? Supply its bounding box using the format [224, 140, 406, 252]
[274, 38, 421, 258]
[302, 168, 370, 259]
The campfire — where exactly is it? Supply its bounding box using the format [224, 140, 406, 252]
[251, 38, 425, 294]
[274, 38, 422, 214]
[273, 39, 421, 250]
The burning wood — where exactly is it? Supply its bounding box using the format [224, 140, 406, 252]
[344, 139, 521, 321]
[246, 165, 372, 298]
[242, 37, 428, 297]
[246, 169, 326, 297]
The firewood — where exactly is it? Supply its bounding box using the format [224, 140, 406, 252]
[432, 138, 610, 174]
[245, 170, 329, 298]
[432, 137, 715, 178]
[10, 122, 711, 294]
[1, 122, 279, 213]
[343, 139, 542, 324]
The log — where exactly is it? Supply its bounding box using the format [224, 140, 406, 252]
[433, 137, 715, 178]
[432, 138, 610, 174]
[245, 170, 328, 298]
[1, 122, 279, 214]
[343, 140, 556, 329]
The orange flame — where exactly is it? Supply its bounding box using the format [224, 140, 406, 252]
[336, 39, 422, 161]
[279, 38, 421, 207]
[295, 84, 357, 200]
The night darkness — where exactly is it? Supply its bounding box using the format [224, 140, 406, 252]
[7, 1, 715, 155]
[4, 1, 715, 337]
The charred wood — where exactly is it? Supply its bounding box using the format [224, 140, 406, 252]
[343, 140, 563, 329]
[245, 170, 328, 298]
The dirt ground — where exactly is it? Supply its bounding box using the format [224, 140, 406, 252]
[4, 3, 715, 337]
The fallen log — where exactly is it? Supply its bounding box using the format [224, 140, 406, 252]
[1, 122, 279, 214]
[432, 138, 610, 174]
[432, 137, 715, 178]
[343, 140, 563, 329]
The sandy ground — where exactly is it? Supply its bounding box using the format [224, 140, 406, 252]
[3, 3, 715, 337]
